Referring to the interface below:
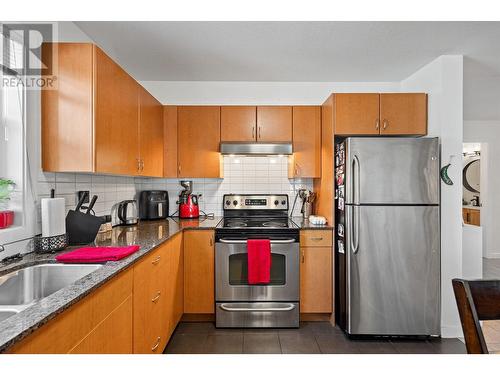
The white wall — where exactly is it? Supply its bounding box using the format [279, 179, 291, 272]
[401, 55, 464, 338]
[141, 81, 400, 105]
[464, 121, 500, 258]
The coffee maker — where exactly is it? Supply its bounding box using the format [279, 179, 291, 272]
[178, 181, 200, 219]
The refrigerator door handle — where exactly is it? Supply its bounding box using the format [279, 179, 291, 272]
[352, 205, 360, 254]
[352, 155, 360, 205]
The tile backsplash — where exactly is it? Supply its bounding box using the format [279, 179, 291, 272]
[36, 156, 313, 225]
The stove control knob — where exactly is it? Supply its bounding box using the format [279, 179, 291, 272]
[274, 200, 279, 205]
[281, 200, 286, 205]
[225, 200, 230, 206]
[233, 200, 238, 206]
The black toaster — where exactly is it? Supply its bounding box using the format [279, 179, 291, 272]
[139, 190, 169, 220]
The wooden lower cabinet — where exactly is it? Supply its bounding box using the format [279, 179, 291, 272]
[299, 230, 333, 314]
[463, 208, 480, 226]
[10, 268, 133, 354]
[69, 296, 133, 354]
[133, 242, 169, 354]
[184, 230, 215, 314]
[133, 232, 184, 353]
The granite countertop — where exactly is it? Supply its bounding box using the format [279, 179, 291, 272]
[291, 217, 333, 230]
[0, 216, 221, 353]
[463, 205, 481, 211]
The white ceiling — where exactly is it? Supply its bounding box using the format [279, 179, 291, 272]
[75, 21, 500, 121]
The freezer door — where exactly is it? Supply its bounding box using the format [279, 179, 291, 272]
[346, 205, 440, 336]
[345, 137, 439, 205]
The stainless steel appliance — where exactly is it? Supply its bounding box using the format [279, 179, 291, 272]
[215, 194, 300, 328]
[110, 200, 138, 227]
[335, 137, 440, 337]
[139, 190, 169, 220]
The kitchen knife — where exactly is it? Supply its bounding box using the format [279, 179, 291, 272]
[86, 195, 98, 214]
[75, 192, 87, 212]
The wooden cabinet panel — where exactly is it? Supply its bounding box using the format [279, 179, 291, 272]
[163, 105, 178, 177]
[300, 246, 332, 313]
[139, 87, 164, 177]
[380, 93, 427, 135]
[314, 95, 335, 225]
[178, 106, 221, 178]
[69, 296, 133, 354]
[463, 208, 481, 226]
[300, 230, 333, 247]
[289, 106, 321, 178]
[166, 232, 184, 340]
[41, 43, 94, 173]
[10, 268, 133, 354]
[133, 243, 169, 354]
[184, 230, 215, 314]
[335, 94, 380, 135]
[221, 106, 257, 142]
[94, 47, 140, 175]
[257, 106, 292, 142]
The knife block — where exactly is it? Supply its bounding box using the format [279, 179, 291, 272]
[66, 210, 105, 245]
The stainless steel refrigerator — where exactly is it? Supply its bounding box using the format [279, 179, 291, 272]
[335, 137, 440, 337]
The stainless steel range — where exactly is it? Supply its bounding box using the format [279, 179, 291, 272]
[215, 194, 300, 328]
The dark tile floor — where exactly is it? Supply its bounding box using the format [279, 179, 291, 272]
[164, 322, 466, 354]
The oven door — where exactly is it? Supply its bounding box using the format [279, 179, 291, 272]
[215, 238, 299, 302]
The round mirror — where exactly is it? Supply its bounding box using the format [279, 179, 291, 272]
[463, 159, 480, 193]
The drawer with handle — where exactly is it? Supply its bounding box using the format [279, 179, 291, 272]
[299, 230, 333, 247]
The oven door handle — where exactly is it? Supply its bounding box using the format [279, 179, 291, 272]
[219, 303, 296, 312]
[218, 238, 296, 244]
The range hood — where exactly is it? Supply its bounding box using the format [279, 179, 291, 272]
[220, 142, 293, 155]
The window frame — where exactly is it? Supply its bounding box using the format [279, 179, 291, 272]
[0, 31, 38, 248]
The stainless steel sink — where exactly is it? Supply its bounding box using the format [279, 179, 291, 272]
[0, 263, 102, 322]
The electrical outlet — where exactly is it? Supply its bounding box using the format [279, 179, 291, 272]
[77, 191, 90, 204]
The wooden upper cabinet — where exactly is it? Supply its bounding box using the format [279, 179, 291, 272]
[42, 43, 164, 176]
[41, 43, 94, 172]
[379, 93, 427, 135]
[221, 106, 257, 142]
[163, 105, 178, 177]
[256, 106, 292, 142]
[334, 94, 380, 135]
[94, 47, 140, 175]
[177, 106, 221, 178]
[138, 87, 163, 177]
[289, 106, 321, 178]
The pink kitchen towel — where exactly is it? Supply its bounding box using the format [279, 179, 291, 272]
[56, 245, 140, 263]
[247, 239, 271, 284]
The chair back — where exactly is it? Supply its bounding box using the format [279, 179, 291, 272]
[452, 279, 500, 354]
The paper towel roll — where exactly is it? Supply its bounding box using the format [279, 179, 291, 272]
[41, 197, 66, 237]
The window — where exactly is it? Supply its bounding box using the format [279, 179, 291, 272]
[0, 28, 37, 247]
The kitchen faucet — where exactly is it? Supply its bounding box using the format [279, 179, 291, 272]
[471, 196, 480, 207]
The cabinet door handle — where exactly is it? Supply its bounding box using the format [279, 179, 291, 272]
[301, 250, 305, 263]
[151, 256, 161, 265]
[295, 163, 299, 177]
[136, 158, 141, 171]
[375, 119, 380, 130]
[382, 119, 388, 130]
[311, 237, 323, 241]
[258, 126, 262, 139]
[151, 336, 161, 351]
[178, 164, 181, 175]
[141, 159, 144, 171]
[210, 237, 213, 246]
[151, 291, 161, 303]
[252, 126, 255, 138]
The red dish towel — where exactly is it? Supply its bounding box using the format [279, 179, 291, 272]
[247, 239, 271, 284]
[55, 245, 140, 263]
